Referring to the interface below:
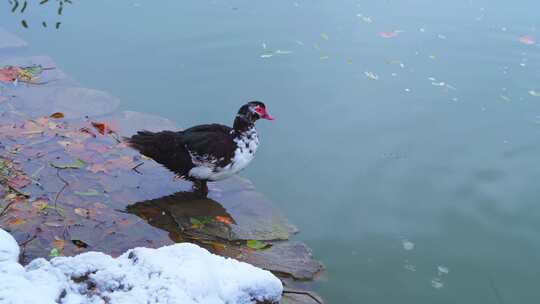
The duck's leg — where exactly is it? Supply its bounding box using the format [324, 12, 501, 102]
[192, 179, 208, 196]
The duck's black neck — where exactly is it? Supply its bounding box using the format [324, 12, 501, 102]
[233, 115, 255, 134]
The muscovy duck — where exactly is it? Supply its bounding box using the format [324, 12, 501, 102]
[126, 101, 273, 193]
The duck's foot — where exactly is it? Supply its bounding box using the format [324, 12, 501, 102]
[192, 180, 208, 196]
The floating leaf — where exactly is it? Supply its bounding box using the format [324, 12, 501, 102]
[379, 30, 403, 38]
[519, 35, 535, 45]
[49, 112, 65, 119]
[51, 158, 85, 169]
[246, 240, 271, 250]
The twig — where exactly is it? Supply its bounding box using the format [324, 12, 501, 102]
[489, 276, 505, 304]
[131, 162, 144, 174]
[19, 234, 36, 247]
[53, 169, 68, 217]
[0, 201, 15, 217]
[282, 289, 323, 304]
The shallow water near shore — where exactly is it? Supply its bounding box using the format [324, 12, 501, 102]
[2, 0, 540, 303]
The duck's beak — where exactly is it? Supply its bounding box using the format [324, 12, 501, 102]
[260, 108, 274, 120]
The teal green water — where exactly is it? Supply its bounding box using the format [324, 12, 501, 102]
[3, 1, 540, 302]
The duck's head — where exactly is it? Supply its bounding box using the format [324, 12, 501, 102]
[237, 101, 274, 123]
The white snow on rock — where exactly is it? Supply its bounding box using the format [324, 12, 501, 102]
[0, 228, 282, 304]
[0, 228, 19, 263]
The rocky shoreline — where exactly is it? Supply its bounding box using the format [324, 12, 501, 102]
[0, 28, 324, 304]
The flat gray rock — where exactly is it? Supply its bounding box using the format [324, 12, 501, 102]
[126, 175, 293, 242]
[242, 242, 323, 280]
[110, 110, 181, 136]
[0, 28, 27, 49]
[51, 87, 120, 118]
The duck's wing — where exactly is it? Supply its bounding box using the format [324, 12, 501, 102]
[181, 124, 236, 168]
[126, 130, 194, 176]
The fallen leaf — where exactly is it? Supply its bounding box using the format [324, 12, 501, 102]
[32, 200, 49, 210]
[49, 248, 60, 258]
[49, 112, 64, 119]
[91, 121, 116, 135]
[7, 175, 30, 189]
[71, 239, 89, 248]
[52, 238, 65, 253]
[6, 217, 25, 226]
[0, 66, 20, 83]
[246, 240, 271, 250]
[51, 158, 86, 169]
[215, 215, 233, 225]
[4, 193, 17, 201]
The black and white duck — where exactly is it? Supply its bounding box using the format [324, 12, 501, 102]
[126, 101, 273, 193]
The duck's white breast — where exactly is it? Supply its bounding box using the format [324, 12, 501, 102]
[206, 130, 259, 181]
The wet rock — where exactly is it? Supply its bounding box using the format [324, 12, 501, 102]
[5, 85, 118, 119]
[280, 278, 325, 304]
[242, 242, 323, 280]
[51, 87, 120, 118]
[0, 28, 27, 50]
[108, 110, 180, 136]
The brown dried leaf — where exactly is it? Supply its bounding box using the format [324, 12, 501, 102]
[6, 217, 25, 226]
[49, 112, 65, 119]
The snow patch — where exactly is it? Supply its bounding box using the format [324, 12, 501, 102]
[0, 228, 282, 304]
[0, 228, 19, 263]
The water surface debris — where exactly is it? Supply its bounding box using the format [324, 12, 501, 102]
[364, 71, 379, 80]
[519, 35, 535, 45]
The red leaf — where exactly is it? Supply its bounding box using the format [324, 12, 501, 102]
[7, 175, 30, 189]
[215, 215, 233, 225]
[91, 121, 117, 135]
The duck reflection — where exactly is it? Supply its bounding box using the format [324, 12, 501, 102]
[126, 191, 236, 243]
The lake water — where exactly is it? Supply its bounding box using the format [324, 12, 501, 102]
[2, 0, 540, 302]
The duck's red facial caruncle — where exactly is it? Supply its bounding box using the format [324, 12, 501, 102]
[253, 105, 274, 120]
